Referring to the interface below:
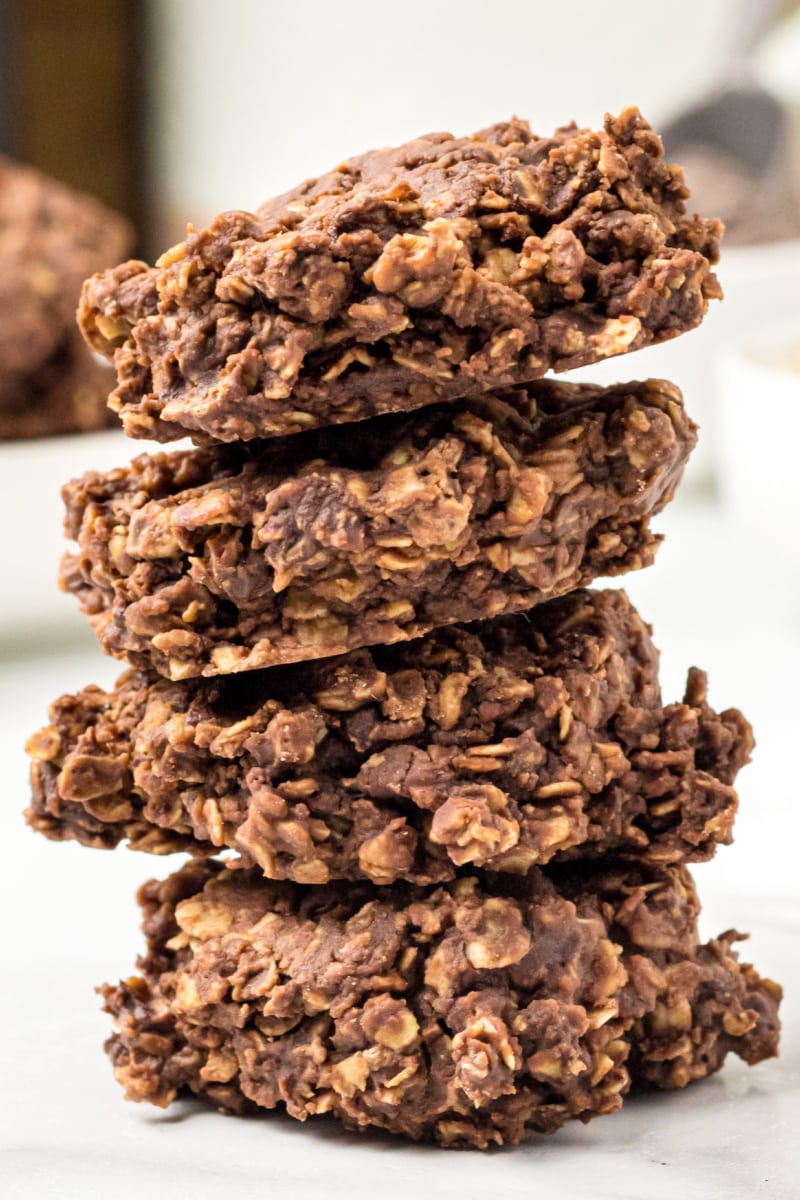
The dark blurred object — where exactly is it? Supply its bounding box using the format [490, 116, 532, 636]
[1, 0, 145, 241]
[662, 0, 800, 244]
[0, 156, 132, 439]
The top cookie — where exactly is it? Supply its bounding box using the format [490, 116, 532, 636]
[79, 108, 721, 444]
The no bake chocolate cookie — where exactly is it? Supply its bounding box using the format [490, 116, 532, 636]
[27, 590, 752, 883]
[79, 109, 720, 444]
[100, 858, 780, 1148]
[59, 377, 694, 678]
[0, 156, 131, 438]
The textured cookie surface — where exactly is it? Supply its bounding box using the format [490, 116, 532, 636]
[27, 589, 752, 883]
[79, 109, 721, 443]
[0, 156, 131, 437]
[100, 858, 780, 1148]
[59, 377, 694, 678]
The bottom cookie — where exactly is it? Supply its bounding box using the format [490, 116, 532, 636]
[102, 860, 780, 1148]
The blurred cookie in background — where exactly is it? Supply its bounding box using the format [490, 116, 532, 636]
[0, 157, 132, 439]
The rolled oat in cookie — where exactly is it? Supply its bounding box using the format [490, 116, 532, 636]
[78, 108, 720, 444]
[27, 589, 752, 883]
[59, 377, 694, 678]
[99, 858, 780, 1148]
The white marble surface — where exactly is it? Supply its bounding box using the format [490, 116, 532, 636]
[1, 501, 798, 1198]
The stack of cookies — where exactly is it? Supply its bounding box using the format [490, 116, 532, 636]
[26, 108, 780, 1149]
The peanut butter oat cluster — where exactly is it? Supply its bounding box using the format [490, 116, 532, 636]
[79, 109, 720, 444]
[25, 110, 779, 1148]
[60, 379, 693, 676]
[0, 157, 131, 438]
[101, 860, 779, 1148]
[27, 590, 750, 883]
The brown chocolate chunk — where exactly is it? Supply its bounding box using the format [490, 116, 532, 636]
[59, 377, 694, 678]
[99, 858, 780, 1148]
[0, 156, 131, 438]
[27, 589, 752, 883]
[78, 109, 721, 444]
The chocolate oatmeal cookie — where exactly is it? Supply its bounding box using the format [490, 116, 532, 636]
[0, 156, 131, 438]
[78, 109, 720, 444]
[26, 590, 752, 883]
[100, 858, 780, 1148]
[59, 377, 694, 678]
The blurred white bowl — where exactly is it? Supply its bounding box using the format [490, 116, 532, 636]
[715, 314, 800, 575]
[0, 428, 133, 636]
